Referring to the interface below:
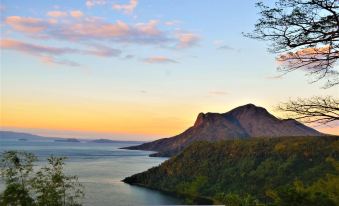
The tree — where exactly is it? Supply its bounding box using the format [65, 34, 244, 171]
[246, 0, 339, 124]
[0, 151, 84, 206]
[245, 0, 339, 88]
[32, 156, 84, 206]
[270, 181, 336, 206]
[0, 151, 37, 205]
[277, 96, 339, 124]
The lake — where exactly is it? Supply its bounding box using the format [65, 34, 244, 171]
[0, 139, 183, 205]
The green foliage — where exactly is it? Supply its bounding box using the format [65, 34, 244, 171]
[124, 136, 339, 205]
[270, 181, 336, 206]
[215, 193, 264, 206]
[0, 151, 84, 206]
[0, 151, 36, 206]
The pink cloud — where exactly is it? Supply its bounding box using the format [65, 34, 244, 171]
[70, 10, 84, 18]
[4, 16, 49, 33]
[0, 39, 76, 55]
[143, 56, 178, 64]
[112, 0, 138, 14]
[47, 11, 68, 18]
[4, 16, 169, 45]
[86, 0, 107, 8]
[135, 20, 161, 35]
[176, 32, 199, 48]
[3, 14, 200, 55]
[0, 39, 121, 66]
[40, 56, 81, 67]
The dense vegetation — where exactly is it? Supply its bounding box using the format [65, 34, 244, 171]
[124, 136, 339, 205]
[0, 151, 84, 206]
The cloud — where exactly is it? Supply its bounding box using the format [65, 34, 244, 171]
[4, 16, 170, 45]
[176, 32, 199, 48]
[0, 39, 121, 66]
[86, 44, 122, 57]
[47, 11, 68, 18]
[143, 56, 178, 64]
[86, 0, 107, 7]
[0, 39, 76, 56]
[41, 56, 81, 67]
[70, 10, 84, 18]
[4, 16, 49, 33]
[112, 0, 138, 14]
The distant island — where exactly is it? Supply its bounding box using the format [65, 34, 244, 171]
[18, 138, 28, 141]
[54, 138, 80, 143]
[123, 104, 323, 157]
[90, 139, 118, 143]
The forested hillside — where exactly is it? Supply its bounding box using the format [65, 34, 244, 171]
[124, 136, 339, 205]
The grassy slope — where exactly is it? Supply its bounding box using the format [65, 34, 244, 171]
[123, 136, 339, 204]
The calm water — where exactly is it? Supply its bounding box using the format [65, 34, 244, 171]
[0, 140, 183, 205]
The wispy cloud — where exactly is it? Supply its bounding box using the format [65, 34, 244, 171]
[0, 39, 76, 56]
[86, 0, 107, 8]
[2, 12, 200, 66]
[143, 56, 178, 64]
[176, 32, 199, 48]
[0, 39, 121, 66]
[113, 0, 138, 14]
[70, 10, 84, 18]
[4, 16, 49, 33]
[47, 10, 68, 18]
[41, 56, 81, 67]
[4, 16, 170, 45]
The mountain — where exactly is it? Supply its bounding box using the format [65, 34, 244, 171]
[123, 104, 323, 156]
[123, 136, 339, 205]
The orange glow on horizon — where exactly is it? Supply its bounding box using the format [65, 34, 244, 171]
[1, 99, 338, 138]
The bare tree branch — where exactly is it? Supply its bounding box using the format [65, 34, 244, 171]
[245, 0, 339, 88]
[277, 96, 339, 124]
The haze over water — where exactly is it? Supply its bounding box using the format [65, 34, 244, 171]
[0, 139, 183, 206]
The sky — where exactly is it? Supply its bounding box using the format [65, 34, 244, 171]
[0, 0, 338, 140]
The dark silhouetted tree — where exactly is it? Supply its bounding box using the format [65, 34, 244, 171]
[246, 0, 339, 124]
[277, 96, 339, 124]
[246, 0, 339, 88]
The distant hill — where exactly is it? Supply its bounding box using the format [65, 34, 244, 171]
[123, 104, 323, 156]
[0, 131, 145, 144]
[123, 136, 339, 205]
[0, 131, 50, 141]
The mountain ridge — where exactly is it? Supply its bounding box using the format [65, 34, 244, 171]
[123, 104, 324, 156]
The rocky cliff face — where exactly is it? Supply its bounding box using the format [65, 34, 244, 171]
[123, 104, 323, 156]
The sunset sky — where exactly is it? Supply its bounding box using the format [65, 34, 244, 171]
[1, 0, 338, 140]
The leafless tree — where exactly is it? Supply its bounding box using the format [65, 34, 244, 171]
[277, 96, 339, 124]
[245, 0, 339, 88]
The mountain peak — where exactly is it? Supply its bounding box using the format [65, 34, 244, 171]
[227, 103, 270, 116]
[194, 112, 206, 127]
